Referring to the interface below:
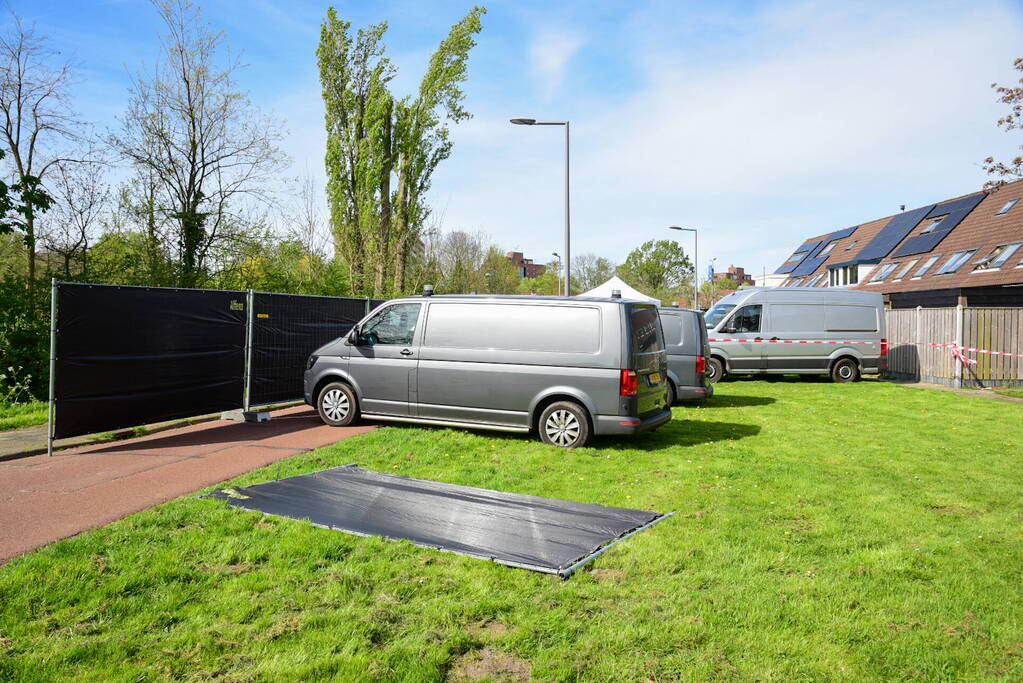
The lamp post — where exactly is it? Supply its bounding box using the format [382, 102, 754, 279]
[511, 117, 570, 296]
[669, 226, 698, 310]
[551, 252, 561, 294]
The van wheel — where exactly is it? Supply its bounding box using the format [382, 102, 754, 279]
[830, 358, 860, 383]
[666, 381, 677, 406]
[538, 401, 591, 448]
[317, 382, 359, 426]
[706, 357, 725, 384]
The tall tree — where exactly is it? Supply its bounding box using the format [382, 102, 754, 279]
[617, 239, 693, 302]
[0, 13, 78, 282]
[111, 0, 288, 287]
[318, 6, 485, 297]
[984, 57, 1023, 188]
[479, 246, 520, 294]
[572, 252, 617, 292]
[41, 155, 107, 279]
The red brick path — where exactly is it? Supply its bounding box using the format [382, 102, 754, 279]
[0, 406, 373, 564]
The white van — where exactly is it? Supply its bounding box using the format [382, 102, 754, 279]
[702, 288, 886, 383]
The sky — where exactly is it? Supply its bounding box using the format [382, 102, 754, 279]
[9, 0, 1023, 281]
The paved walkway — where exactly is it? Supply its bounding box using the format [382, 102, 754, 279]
[0, 406, 373, 564]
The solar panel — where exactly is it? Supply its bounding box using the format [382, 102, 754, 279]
[854, 204, 934, 261]
[787, 226, 859, 277]
[891, 193, 986, 257]
[774, 239, 822, 274]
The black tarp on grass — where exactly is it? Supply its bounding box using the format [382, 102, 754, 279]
[205, 465, 672, 577]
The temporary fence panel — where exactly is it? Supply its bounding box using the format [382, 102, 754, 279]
[53, 283, 247, 439]
[205, 465, 672, 578]
[248, 293, 380, 406]
[885, 306, 1023, 387]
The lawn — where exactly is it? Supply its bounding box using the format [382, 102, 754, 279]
[1, 380, 1022, 681]
[0, 401, 47, 431]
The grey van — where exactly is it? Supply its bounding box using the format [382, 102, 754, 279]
[658, 307, 713, 403]
[703, 287, 886, 383]
[303, 294, 671, 448]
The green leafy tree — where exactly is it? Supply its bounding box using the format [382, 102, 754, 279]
[318, 6, 485, 297]
[700, 277, 739, 308]
[480, 246, 520, 294]
[617, 239, 693, 302]
[517, 269, 560, 295]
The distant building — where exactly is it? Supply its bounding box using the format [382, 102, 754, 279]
[769, 180, 1023, 307]
[712, 265, 754, 286]
[507, 251, 546, 278]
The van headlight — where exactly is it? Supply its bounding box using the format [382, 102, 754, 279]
[306, 355, 319, 370]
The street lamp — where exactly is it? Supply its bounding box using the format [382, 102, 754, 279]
[511, 117, 571, 297]
[669, 226, 698, 310]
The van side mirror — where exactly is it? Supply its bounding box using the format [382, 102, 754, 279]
[347, 325, 361, 345]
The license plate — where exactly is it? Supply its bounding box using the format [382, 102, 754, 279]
[649, 372, 661, 384]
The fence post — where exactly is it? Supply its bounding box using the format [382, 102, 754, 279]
[365, 298, 371, 316]
[47, 278, 57, 457]
[954, 303, 964, 389]
[244, 289, 254, 411]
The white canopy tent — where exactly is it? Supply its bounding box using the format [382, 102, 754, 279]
[578, 276, 660, 304]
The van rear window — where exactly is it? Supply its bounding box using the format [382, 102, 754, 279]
[630, 306, 663, 353]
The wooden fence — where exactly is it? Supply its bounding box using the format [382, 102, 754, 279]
[886, 306, 1023, 387]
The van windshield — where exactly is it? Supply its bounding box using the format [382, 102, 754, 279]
[629, 305, 664, 353]
[704, 303, 735, 329]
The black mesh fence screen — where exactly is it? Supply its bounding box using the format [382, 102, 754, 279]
[249, 293, 371, 406]
[52, 283, 390, 440]
[54, 283, 247, 439]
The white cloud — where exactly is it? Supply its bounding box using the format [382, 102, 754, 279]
[528, 27, 584, 96]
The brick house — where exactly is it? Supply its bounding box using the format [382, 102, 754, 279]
[771, 180, 1023, 308]
[712, 265, 754, 286]
[506, 252, 547, 279]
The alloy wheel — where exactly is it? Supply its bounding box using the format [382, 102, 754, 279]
[544, 409, 580, 447]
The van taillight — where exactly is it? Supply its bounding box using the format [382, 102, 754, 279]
[881, 339, 888, 357]
[695, 355, 706, 375]
[619, 369, 638, 396]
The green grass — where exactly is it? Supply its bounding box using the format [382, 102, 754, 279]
[0, 400, 47, 431]
[2, 380, 1022, 680]
[993, 387, 1023, 399]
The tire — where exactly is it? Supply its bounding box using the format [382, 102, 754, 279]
[666, 380, 677, 406]
[706, 357, 725, 384]
[317, 381, 359, 426]
[830, 358, 860, 383]
[538, 401, 592, 448]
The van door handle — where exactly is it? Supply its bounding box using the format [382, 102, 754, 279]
[770, 337, 780, 341]
[754, 337, 763, 342]
[400, 348, 414, 356]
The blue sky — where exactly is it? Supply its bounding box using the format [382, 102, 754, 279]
[10, 0, 1023, 279]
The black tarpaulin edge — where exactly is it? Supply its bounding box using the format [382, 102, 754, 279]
[202, 465, 674, 579]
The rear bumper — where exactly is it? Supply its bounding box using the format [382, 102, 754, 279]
[594, 408, 672, 436]
[676, 383, 713, 400]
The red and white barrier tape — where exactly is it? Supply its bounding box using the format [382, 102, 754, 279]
[707, 338, 1023, 363]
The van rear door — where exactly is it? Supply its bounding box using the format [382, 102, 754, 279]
[627, 304, 668, 415]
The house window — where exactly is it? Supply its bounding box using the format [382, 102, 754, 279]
[936, 250, 977, 275]
[807, 273, 826, 287]
[996, 198, 1019, 216]
[786, 277, 804, 287]
[869, 262, 899, 282]
[920, 216, 945, 234]
[892, 259, 918, 281]
[783, 252, 805, 265]
[973, 242, 1022, 270]
[829, 269, 839, 286]
[847, 265, 859, 285]
[913, 254, 940, 278]
[844, 240, 858, 251]
[818, 242, 836, 257]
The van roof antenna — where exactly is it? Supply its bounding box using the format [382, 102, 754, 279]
[611, 289, 621, 298]
[423, 284, 435, 297]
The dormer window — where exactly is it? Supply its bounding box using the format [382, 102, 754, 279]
[996, 198, 1019, 216]
[973, 242, 1022, 270]
[920, 216, 945, 234]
